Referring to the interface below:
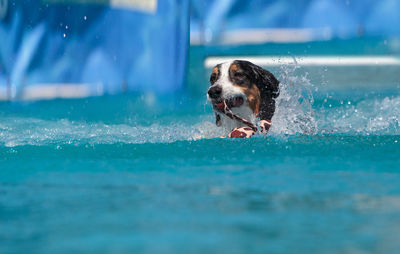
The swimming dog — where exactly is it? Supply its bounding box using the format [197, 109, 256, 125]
[207, 60, 280, 138]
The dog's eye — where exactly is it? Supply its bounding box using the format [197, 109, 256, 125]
[234, 72, 245, 78]
[210, 73, 217, 83]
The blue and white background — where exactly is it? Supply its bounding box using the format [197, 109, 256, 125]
[0, 0, 399, 100]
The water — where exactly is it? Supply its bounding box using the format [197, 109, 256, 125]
[1, 72, 400, 253]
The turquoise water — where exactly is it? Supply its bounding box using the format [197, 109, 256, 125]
[2, 76, 400, 253]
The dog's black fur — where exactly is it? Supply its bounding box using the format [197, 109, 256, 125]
[231, 60, 280, 121]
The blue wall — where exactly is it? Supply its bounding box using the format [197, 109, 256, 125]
[190, 0, 400, 43]
[0, 0, 189, 99]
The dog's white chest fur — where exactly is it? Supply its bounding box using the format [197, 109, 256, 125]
[219, 105, 255, 132]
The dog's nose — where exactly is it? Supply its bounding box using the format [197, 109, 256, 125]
[208, 86, 222, 99]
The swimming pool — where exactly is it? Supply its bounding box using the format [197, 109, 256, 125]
[1, 62, 400, 254]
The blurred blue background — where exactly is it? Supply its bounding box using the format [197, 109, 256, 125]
[190, 0, 400, 44]
[0, 0, 189, 100]
[0, 0, 399, 100]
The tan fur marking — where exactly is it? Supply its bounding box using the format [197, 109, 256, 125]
[212, 67, 219, 76]
[229, 63, 260, 114]
[229, 64, 239, 72]
[233, 83, 261, 114]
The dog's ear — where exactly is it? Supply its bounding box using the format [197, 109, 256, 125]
[245, 61, 280, 99]
[236, 60, 280, 121]
[215, 113, 222, 126]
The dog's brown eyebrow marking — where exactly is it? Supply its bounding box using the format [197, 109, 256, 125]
[212, 66, 219, 75]
[229, 63, 239, 73]
[210, 65, 221, 83]
[212, 65, 221, 78]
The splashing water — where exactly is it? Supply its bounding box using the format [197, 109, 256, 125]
[270, 62, 317, 135]
[319, 96, 400, 135]
[1, 62, 400, 147]
[0, 117, 226, 147]
[201, 59, 319, 137]
[3, 93, 398, 147]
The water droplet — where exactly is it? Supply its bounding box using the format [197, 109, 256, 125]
[65, 25, 68, 29]
[63, 33, 66, 38]
[84, 16, 87, 20]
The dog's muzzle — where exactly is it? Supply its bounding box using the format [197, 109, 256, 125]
[208, 86, 222, 99]
[211, 97, 244, 111]
[208, 86, 244, 111]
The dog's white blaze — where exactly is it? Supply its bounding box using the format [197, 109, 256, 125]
[214, 61, 244, 101]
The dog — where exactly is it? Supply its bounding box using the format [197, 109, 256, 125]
[207, 60, 280, 138]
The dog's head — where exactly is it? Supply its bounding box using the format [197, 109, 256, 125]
[207, 60, 280, 124]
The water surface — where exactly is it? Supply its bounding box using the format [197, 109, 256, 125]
[1, 78, 400, 253]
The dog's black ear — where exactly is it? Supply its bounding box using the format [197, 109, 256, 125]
[245, 61, 280, 99]
[253, 64, 279, 121]
[215, 113, 222, 126]
[235, 60, 280, 121]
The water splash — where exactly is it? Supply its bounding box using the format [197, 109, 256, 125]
[1, 94, 400, 147]
[1, 59, 400, 146]
[0, 117, 224, 147]
[320, 96, 400, 135]
[270, 61, 317, 135]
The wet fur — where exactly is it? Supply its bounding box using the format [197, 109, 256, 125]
[208, 60, 280, 131]
[228, 60, 280, 121]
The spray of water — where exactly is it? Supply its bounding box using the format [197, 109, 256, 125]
[270, 60, 317, 135]
[2, 60, 400, 146]
[0, 117, 225, 147]
[320, 96, 400, 135]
